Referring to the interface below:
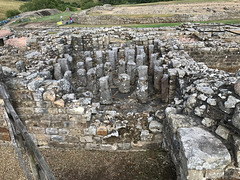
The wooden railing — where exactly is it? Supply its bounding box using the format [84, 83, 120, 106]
[0, 82, 55, 180]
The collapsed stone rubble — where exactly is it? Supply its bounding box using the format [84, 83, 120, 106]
[0, 24, 240, 179]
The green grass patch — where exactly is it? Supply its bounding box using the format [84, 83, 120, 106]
[126, 22, 182, 28]
[196, 18, 240, 24]
[88, 13, 173, 18]
[28, 11, 75, 23]
[114, 14, 173, 18]
[48, 31, 58, 34]
[64, 23, 117, 27]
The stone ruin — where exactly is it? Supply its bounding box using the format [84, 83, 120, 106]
[0, 24, 240, 179]
[72, 4, 240, 25]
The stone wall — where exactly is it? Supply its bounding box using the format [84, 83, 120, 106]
[72, 9, 240, 25]
[178, 23, 240, 72]
[185, 46, 240, 72]
[2, 86, 164, 150]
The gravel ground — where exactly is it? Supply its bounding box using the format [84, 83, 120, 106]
[0, 145, 27, 180]
[0, 145, 176, 180]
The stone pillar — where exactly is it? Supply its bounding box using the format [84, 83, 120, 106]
[118, 59, 126, 75]
[136, 54, 144, 67]
[127, 61, 136, 85]
[136, 46, 144, 55]
[119, 74, 131, 93]
[104, 62, 113, 85]
[77, 69, 87, 87]
[154, 39, 160, 53]
[64, 70, 72, 82]
[127, 49, 135, 62]
[155, 59, 163, 67]
[58, 58, 70, 74]
[118, 49, 125, 60]
[84, 51, 91, 57]
[16, 60, 26, 73]
[124, 47, 129, 62]
[54, 63, 63, 80]
[138, 65, 148, 80]
[163, 64, 168, 74]
[109, 50, 116, 70]
[136, 66, 148, 103]
[161, 74, 169, 103]
[149, 53, 158, 76]
[99, 76, 112, 105]
[96, 50, 103, 64]
[168, 69, 177, 102]
[87, 68, 98, 95]
[77, 62, 85, 69]
[148, 44, 154, 62]
[138, 49, 147, 65]
[86, 57, 93, 72]
[96, 64, 104, 78]
[64, 54, 73, 70]
[112, 47, 119, 62]
[154, 66, 163, 93]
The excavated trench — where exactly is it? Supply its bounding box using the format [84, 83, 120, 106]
[0, 26, 240, 179]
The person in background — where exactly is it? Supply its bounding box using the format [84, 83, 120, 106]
[60, 16, 63, 21]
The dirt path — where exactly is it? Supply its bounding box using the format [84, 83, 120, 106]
[0, 145, 176, 180]
[0, 146, 27, 180]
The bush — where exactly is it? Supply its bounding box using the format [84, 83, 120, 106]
[19, 0, 77, 12]
[80, 0, 102, 10]
[5, 9, 21, 18]
[72, 2, 80, 8]
[102, 0, 173, 5]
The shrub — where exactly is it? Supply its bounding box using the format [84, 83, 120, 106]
[80, 0, 103, 10]
[19, 0, 77, 12]
[5, 9, 21, 18]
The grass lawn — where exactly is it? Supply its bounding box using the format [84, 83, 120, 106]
[29, 11, 74, 23]
[0, 0, 24, 20]
[88, 13, 174, 18]
[199, 18, 240, 24]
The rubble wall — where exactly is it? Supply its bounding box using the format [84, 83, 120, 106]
[184, 44, 240, 72]
[1, 87, 163, 151]
[72, 11, 240, 25]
